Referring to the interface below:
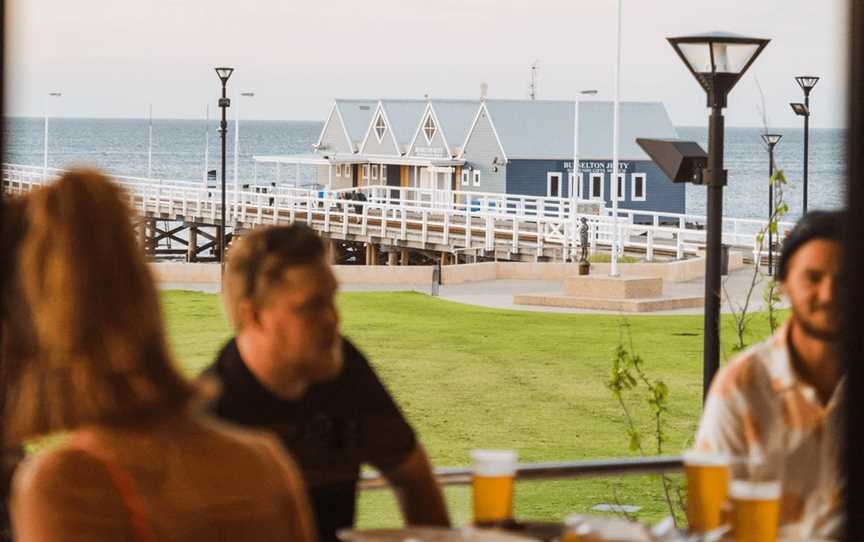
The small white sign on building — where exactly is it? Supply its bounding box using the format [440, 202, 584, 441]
[414, 146, 445, 159]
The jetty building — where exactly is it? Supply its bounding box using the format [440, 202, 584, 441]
[255, 97, 684, 216]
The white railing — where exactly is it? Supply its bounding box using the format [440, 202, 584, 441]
[2, 164, 784, 263]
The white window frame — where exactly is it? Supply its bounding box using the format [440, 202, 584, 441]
[547, 172, 563, 198]
[344, 164, 352, 180]
[589, 173, 604, 201]
[362, 164, 369, 181]
[473, 170, 481, 187]
[614, 173, 626, 201]
[371, 164, 379, 181]
[569, 172, 584, 199]
[461, 170, 470, 186]
[339, 164, 346, 178]
[374, 114, 386, 142]
[631, 173, 647, 201]
[423, 114, 437, 143]
[380, 164, 388, 182]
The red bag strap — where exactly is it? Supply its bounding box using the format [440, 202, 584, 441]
[70, 443, 157, 542]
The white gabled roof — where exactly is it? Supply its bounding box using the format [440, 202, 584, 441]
[334, 99, 378, 148]
[430, 100, 479, 154]
[326, 97, 678, 161]
[380, 100, 427, 149]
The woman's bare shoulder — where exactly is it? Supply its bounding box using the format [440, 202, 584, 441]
[11, 444, 130, 540]
[192, 416, 302, 483]
[14, 445, 114, 497]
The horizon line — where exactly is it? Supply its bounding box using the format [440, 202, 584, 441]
[0, 114, 846, 131]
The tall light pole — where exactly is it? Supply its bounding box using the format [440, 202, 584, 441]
[234, 91, 255, 204]
[610, 0, 623, 277]
[147, 104, 153, 179]
[215, 67, 234, 274]
[572, 89, 598, 261]
[42, 92, 62, 180]
[203, 103, 211, 184]
[668, 31, 769, 399]
[791, 75, 818, 215]
[761, 133, 782, 275]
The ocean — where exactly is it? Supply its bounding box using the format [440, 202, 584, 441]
[2, 117, 846, 222]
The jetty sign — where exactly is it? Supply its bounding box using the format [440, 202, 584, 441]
[565, 161, 630, 173]
[413, 146, 446, 159]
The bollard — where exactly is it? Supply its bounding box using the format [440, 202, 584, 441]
[431, 259, 441, 297]
[720, 244, 729, 276]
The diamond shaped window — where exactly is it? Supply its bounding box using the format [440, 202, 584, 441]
[374, 114, 386, 142]
[423, 114, 437, 143]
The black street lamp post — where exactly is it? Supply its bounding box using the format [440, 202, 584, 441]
[791, 76, 818, 215]
[761, 134, 782, 275]
[667, 32, 769, 399]
[215, 67, 234, 275]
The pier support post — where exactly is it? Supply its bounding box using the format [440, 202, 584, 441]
[187, 225, 198, 263]
[215, 227, 224, 263]
[387, 250, 398, 266]
[400, 248, 409, 266]
[141, 219, 154, 254]
[327, 239, 338, 265]
[139, 220, 147, 251]
[365, 243, 377, 266]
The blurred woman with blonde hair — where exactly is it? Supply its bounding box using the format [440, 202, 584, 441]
[6, 168, 316, 542]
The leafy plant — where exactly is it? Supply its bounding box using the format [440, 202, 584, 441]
[606, 320, 684, 526]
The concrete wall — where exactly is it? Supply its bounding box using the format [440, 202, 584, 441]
[151, 262, 436, 287]
[442, 254, 745, 284]
[440, 262, 498, 284]
[150, 262, 220, 283]
[151, 253, 745, 288]
[333, 265, 433, 284]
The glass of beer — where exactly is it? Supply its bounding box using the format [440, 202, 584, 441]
[683, 450, 730, 533]
[729, 480, 781, 542]
[471, 449, 517, 525]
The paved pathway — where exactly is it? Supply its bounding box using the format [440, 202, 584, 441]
[161, 265, 788, 316]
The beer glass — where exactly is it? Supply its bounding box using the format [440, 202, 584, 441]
[471, 449, 517, 524]
[683, 450, 730, 533]
[729, 480, 781, 542]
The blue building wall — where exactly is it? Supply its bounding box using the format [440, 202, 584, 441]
[506, 159, 572, 198]
[506, 159, 685, 216]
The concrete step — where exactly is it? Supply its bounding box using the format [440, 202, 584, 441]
[513, 293, 704, 313]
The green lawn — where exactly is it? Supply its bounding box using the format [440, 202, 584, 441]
[161, 290, 781, 528]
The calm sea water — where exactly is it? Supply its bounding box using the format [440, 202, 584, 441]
[2, 117, 846, 221]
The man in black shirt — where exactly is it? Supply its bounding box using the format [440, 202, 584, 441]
[202, 224, 449, 542]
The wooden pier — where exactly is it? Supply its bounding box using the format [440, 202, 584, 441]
[2, 164, 791, 266]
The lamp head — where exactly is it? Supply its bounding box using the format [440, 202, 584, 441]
[215, 67, 235, 85]
[667, 31, 770, 109]
[636, 138, 708, 184]
[795, 76, 820, 95]
[790, 102, 809, 117]
[761, 133, 783, 147]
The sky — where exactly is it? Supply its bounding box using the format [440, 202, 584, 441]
[6, 0, 849, 128]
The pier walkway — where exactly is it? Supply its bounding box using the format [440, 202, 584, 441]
[2, 163, 791, 265]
